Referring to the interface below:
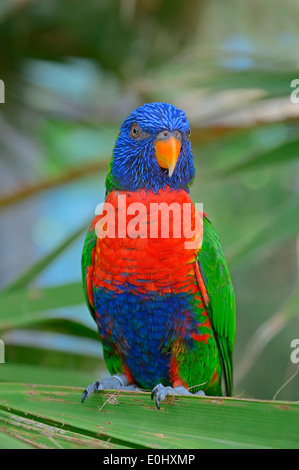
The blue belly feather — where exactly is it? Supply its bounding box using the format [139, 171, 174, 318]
[93, 286, 200, 389]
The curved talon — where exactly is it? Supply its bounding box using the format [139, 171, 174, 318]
[81, 381, 100, 403]
[151, 383, 205, 410]
[151, 384, 158, 402]
[81, 390, 88, 404]
[151, 383, 167, 410]
[81, 375, 138, 403]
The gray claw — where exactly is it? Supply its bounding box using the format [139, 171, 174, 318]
[151, 383, 205, 410]
[81, 389, 88, 404]
[81, 375, 138, 403]
[151, 383, 171, 410]
[81, 381, 100, 403]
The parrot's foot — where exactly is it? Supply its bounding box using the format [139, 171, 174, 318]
[151, 383, 205, 410]
[81, 374, 138, 403]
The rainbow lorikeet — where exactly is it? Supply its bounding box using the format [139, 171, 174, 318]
[81, 102, 236, 409]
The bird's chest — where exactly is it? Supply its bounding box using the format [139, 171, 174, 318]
[93, 187, 202, 295]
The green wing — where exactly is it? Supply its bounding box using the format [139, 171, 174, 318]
[197, 215, 236, 396]
[81, 219, 98, 323]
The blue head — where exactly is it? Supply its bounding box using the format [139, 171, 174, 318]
[106, 102, 195, 193]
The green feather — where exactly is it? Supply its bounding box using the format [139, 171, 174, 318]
[81, 224, 97, 323]
[197, 215, 236, 396]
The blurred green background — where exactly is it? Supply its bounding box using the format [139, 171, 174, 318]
[0, 0, 298, 402]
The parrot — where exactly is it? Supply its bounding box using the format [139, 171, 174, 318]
[81, 102, 236, 410]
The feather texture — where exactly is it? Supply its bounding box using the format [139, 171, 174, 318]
[81, 102, 236, 396]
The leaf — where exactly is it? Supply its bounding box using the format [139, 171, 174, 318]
[202, 69, 297, 97]
[4, 221, 90, 292]
[0, 283, 84, 330]
[0, 160, 108, 209]
[16, 318, 98, 340]
[235, 285, 299, 385]
[227, 198, 299, 267]
[0, 383, 298, 449]
[217, 138, 299, 177]
[0, 409, 120, 449]
[0, 427, 34, 449]
[0, 363, 99, 387]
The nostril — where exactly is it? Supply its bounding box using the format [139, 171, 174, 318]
[156, 130, 180, 141]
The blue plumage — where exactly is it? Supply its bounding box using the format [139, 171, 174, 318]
[93, 286, 201, 389]
[108, 102, 195, 193]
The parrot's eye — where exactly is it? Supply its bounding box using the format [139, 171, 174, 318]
[131, 125, 140, 138]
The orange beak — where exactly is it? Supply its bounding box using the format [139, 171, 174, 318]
[155, 136, 181, 177]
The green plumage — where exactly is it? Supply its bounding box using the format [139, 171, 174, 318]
[198, 215, 236, 395]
